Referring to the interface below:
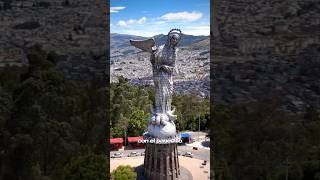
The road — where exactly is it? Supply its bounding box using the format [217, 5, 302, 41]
[110, 144, 210, 161]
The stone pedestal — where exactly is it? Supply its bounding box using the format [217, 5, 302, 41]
[144, 143, 180, 180]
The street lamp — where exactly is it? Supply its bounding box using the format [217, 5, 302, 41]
[124, 130, 127, 146]
[195, 69, 205, 142]
[198, 112, 200, 142]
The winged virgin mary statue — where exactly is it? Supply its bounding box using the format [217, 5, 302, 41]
[130, 29, 182, 138]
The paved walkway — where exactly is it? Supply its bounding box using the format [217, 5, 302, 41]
[182, 131, 210, 150]
[110, 156, 210, 180]
[185, 140, 210, 150]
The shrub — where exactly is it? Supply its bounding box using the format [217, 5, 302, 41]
[111, 165, 137, 180]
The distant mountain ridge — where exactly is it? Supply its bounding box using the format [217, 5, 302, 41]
[110, 33, 145, 49]
[110, 33, 209, 56]
[152, 33, 209, 47]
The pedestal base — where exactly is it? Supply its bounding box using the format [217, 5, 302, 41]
[144, 143, 180, 180]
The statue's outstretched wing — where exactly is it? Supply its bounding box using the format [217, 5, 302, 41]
[130, 38, 156, 53]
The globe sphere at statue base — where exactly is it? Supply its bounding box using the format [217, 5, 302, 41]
[147, 123, 177, 139]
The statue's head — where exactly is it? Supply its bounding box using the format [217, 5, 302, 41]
[167, 29, 181, 47]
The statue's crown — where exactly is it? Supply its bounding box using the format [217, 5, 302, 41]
[168, 28, 182, 36]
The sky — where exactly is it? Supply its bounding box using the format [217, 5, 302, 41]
[110, 0, 210, 37]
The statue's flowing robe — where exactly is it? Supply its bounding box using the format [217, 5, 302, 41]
[151, 44, 176, 114]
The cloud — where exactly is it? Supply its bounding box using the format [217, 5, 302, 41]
[110, 6, 126, 13]
[137, 17, 147, 24]
[112, 23, 210, 37]
[117, 17, 147, 28]
[117, 20, 127, 27]
[183, 25, 210, 36]
[159, 11, 203, 22]
[154, 21, 166, 25]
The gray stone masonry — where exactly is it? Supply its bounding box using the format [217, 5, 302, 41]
[144, 143, 180, 180]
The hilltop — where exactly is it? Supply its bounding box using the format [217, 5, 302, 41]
[110, 33, 209, 57]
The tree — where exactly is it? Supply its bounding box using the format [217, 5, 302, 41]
[111, 114, 129, 138]
[288, 163, 303, 180]
[0, 47, 109, 179]
[111, 165, 137, 180]
[4, 134, 34, 180]
[62, 153, 108, 180]
[211, 100, 320, 180]
[0, 87, 12, 129]
[127, 109, 149, 137]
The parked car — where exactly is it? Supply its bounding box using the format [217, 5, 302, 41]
[128, 152, 139, 157]
[178, 151, 182, 156]
[183, 152, 193, 158]
[111, 152, 123, 158]
[140, 152, 145, 156]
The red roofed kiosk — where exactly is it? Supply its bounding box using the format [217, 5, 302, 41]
[127, 136, 144, 148]
[110, 138, 123, 150]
